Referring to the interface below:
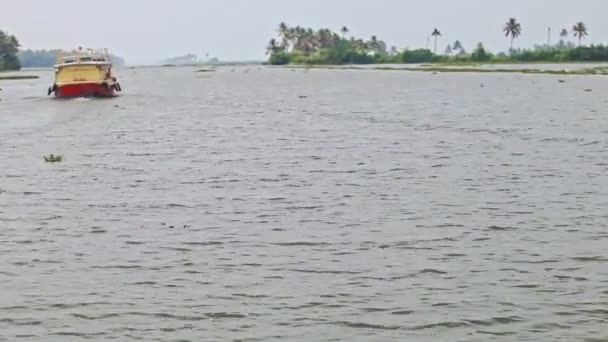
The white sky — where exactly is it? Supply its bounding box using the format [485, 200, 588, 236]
[2, 0, 606, 64]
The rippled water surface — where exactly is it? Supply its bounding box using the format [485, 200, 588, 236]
[1, 66, 608, 341]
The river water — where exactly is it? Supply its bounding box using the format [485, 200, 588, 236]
[1, 66, 608, 341]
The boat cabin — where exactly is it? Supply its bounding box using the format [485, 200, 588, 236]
[54, 48, 115, 85]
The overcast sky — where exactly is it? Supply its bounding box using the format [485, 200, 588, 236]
[2, 0, 606, 65]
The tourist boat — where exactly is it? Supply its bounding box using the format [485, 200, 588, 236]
[48, 48, 122, 98]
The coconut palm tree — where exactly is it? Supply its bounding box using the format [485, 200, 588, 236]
[341, 26, 349, 39]
[503, 18, 522, 52]
[368, 35, 379, 53]
[278, 22, 290, 48]
[445, 44, 453, 55]
[572, 22, 588, 46]
[452, 40, 464, 55]
[431, 28, 442, 54]
[560, 28, 568, 39]
[266, 38, 280, 55]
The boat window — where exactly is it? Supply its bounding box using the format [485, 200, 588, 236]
[80, 57, 93, 62]
[63, 59, 76, 64]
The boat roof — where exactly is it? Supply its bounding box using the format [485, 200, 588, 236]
[55, 48, 113, 67]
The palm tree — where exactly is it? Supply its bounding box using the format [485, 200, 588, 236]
[452, 40, 464, 55]
[572, 22, 588, 46]
[560, 28, 568, 39]
[266, 38, 280, 55]
[278, 22, 290, 48]
[341, 26, 349, 39]
[368, 35, 379, 54]
[445, 44, 453, 55]
[431, 28, 441, 55]
[503, 18, 522, 52]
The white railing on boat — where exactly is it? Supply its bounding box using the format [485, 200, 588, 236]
[56, 48, 111, 65]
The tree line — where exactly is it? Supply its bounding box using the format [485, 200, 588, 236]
[267, 19, 597, 65]
[1, 28, 126, 70]
[19, 49, 126, 68]
[0, 29, 21, 71]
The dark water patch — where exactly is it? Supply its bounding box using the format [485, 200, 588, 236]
[126, 281, 157, 286]
[578, 309, 608, 315]
[121, 311, 247, 321]
[513, 259, 560, 264]
[410, 321, 470, 330]
[182, 241, 223, 246]
[233, 293, 269, 299]
[0, 318, 42, 326]
[529, 322, 571, 330]
[71, 313, 122, 320]
[125, 241, 146, 245]
[444, 253, 467, 257]
[289, 268, 362, 275]
[51, 332, 107, 337]
[391, 310, 414, 315]
[419, 269, 448, 275]
[91, 265, 144, 270]
[167, 203, 193, 208]
[161, 247, 193, 252]
[48, 302, 118, 309]
[487, 225, 518, 231]
[477, 330, 517, 336]
[361, 307, 393, 313]
[273, 242, 331, 247]
[329, 320, 402, 330]
[512, 284, 542, 289]
[466, 316, 525, 326]
[571, 256, 608, 262]
[432, 302, 452, 307]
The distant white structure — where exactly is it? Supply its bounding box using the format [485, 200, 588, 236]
[163, 54, 199, 65]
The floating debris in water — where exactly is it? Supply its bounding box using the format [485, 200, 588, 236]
[298, 95, 308, 99]
[584, 89, 592, 92]
[44, 154, 63, 163]
[558, 79, 566, 83]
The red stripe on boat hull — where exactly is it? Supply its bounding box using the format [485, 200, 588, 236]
[55, 83, 116, 98]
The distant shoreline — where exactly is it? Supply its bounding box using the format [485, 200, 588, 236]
[0, 74, 39, 80]
[280, 63, 608, 76]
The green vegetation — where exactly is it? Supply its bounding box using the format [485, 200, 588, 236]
[393, 66, 608, 75]
[0, 29, 21, 71]
[18, 50, 126, 68]
[44, 154, 63, 163]
[0, 74, 39, 80]
[307, 65, 608, 76]
[267, 23, 399, 65]
[267, 19, 605, 66]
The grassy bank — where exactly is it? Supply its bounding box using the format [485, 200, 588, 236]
[0, 74, 39, 80]
[290, 64, 608, 76]
[386, 66, 608, 75]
